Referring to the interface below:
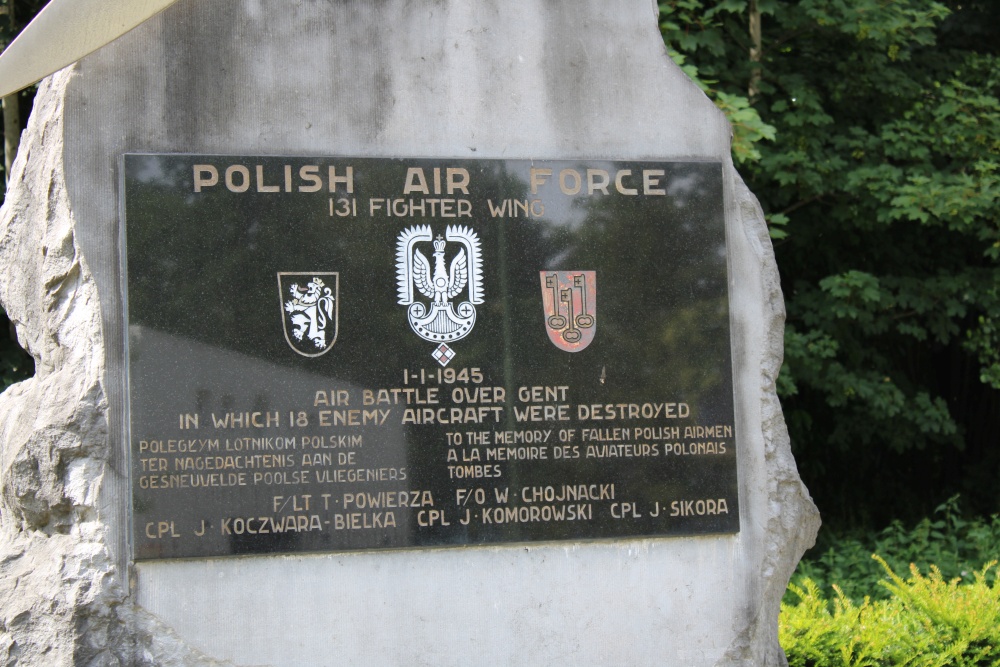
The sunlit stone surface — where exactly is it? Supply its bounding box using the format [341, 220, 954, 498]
[0, 1, 818, 664]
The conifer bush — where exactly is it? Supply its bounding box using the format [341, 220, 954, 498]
[781, 500, 1000, 666]
[781, 559, 1000, 666]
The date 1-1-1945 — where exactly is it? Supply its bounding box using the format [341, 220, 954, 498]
[403, 367, 483, 385]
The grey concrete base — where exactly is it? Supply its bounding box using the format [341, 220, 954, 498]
[0, 1, 819, 665]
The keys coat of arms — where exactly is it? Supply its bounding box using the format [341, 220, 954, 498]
[396, 225, 484, 350]
[540, 271, 596, 352]
[278, 273, 339, 357]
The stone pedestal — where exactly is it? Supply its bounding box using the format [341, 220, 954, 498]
[0, 1, 819, 665]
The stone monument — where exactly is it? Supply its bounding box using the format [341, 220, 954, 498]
[0, 1, 819, 665]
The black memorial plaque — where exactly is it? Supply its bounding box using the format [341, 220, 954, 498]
[122, 154, 739, 560]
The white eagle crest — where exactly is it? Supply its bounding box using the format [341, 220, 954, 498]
[396, 225, 483, 343]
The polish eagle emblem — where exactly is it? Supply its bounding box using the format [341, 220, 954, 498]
[396, 225, 484, 353]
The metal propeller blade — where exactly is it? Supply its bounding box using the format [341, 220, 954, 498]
[0, 0, 181, 99]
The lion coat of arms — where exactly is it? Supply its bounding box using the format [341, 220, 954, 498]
[278, 273, 339, 357]
[396, 225, 484, 351]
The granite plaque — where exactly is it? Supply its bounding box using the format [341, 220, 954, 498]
[122, 154, 738, 560]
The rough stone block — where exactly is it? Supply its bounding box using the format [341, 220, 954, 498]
[0, 1, 819, 664]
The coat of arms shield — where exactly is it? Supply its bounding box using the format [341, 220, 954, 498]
[278, 272, 339, 357]
[540, 271, 596, 352]
[396, 225, 484, 365]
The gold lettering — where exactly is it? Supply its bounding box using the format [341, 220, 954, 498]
[256, 165, 280, 193]
[225, 165, 250, 193]
[643, 169, 666, 195]
[193, 165, 218, 192]
[328, 166, 354, 193]
[559, 169, 582, 195]
[298, 165, 322, 192]
[530, 167, 552, 194]
[615, 169, 638, 195]
[403, 167, 430, 195]
[446, 167, 470, 194]
[587, 169, 610, 195]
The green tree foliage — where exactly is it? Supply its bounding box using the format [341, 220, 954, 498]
[660, 0, 1000, 527]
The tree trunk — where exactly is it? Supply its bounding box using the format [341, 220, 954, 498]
[748, 0, 762, 102]
[3, 92, 18, 184]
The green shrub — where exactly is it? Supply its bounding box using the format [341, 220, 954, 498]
[791, 497, 1000, 602]
[781, 558, 1000, 667]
